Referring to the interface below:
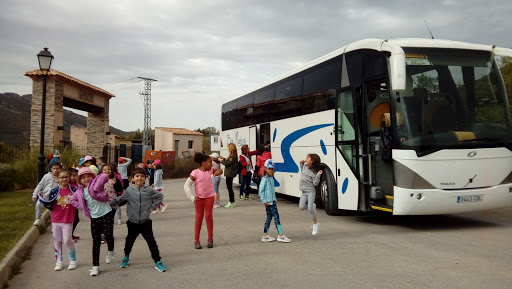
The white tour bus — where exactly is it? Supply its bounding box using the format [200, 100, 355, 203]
[220, 38, 512, 215]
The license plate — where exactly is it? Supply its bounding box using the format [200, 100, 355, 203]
[457, 195, 484, 203]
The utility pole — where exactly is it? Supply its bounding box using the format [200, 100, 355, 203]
[136, 77, 157, 150]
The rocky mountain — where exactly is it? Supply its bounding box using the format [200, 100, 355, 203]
[0, 92, 131, 145]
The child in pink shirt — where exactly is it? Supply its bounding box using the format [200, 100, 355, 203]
[42, 170, 78, 271]
[184, 153, 223, 249]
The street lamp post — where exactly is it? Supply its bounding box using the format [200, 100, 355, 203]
[36, 47, 54, 183]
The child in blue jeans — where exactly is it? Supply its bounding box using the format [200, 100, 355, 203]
[258, 159, 291, 243]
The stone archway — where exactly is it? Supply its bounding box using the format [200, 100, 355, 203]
[25, 69, 115, 157]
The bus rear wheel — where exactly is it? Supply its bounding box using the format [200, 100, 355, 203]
[319, 166, 338, 215]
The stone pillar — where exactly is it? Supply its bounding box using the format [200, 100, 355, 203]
[87, 110, 107, 157]
[29, 76, 61, 149]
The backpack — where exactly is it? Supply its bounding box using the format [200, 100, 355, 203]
[237, 161, 243, 175]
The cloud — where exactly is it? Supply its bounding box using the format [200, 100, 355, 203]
[1, 0, 511, 132]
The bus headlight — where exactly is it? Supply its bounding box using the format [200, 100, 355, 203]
[499, 170, 512, 185]
[394, 161, 435, 189]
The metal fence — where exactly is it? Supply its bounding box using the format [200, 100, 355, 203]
[0, 143, 143, 165]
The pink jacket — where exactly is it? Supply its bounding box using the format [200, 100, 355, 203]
[88, 173, 116, 202]
[69, 186, 91, 219]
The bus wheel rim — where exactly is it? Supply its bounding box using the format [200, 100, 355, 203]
[321, 180, 328, 204]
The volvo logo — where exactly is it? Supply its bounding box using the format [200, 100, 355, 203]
[467, 151, 477, 157]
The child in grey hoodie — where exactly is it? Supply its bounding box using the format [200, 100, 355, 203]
[299, 154, 323, 236]
[109, 168, 167, 272]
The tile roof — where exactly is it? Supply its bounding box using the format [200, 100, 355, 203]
[24, 69, 115, 98]
[155, 127, 203, 136]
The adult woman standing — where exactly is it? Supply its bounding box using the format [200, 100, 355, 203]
[220, 143, 238, 208]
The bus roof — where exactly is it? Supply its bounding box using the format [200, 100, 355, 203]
[228, 38, 511, 103]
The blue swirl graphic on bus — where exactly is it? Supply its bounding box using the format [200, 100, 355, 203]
[320, 139, 327, 155]
[342, 177, 349, 194]
[273, 123, 334, 173]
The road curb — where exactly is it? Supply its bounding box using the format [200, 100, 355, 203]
[0, 209, 51, 288]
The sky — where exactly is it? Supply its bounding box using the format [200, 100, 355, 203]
[1, 0, 511, 132]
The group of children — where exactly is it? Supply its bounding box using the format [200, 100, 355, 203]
[33, 149, 324, 275]
[186, 151, 323, 248]
[34, 155, 167, 276]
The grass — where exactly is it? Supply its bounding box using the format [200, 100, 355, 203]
[0, 190, 37, 261]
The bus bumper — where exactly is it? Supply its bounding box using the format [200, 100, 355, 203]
[393, 185, 512, 215]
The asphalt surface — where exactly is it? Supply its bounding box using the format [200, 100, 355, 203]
[7, 178, 512, 289]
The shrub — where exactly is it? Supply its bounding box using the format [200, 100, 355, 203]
[0, 163, 16, 191]
[13, 149, 39, 189]
[167, 157, 197, 179]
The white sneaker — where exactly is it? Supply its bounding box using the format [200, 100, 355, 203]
[117, 219, 123, 225]
[312, 223, 320, 235]
[68, 261, 77, 270]
[277, 235, 292, 243]
[160, 204, 168, 212]
[261, 235, 276, 242]
[33, 219, 41, 226]
[105, 251, 114, 264]
[54, 262, 63, 271]
[89, 266, 99, 276]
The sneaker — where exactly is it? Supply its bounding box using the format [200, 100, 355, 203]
[239, 195, 244, 200]
[33, 219, 41, 226]
[195, 240, 202, 249]
[155, 261, 166, 272]
[312, 223, 320, 236]
[261, 235, 276, 242]
[277, 235, 292, 243]
[105, 251, 114, 264]
[160, 204, 168, 212]
[89, 266, 99, 276]
[213, 203, 220, 208]
[117, 220, 123, 225]
[244, 195, 251, 200]
[120, 256, 129, 268]
[101, 235, 106, 244]
[68, 261, 77, 270]
[207, 238, 213, 248]
[224, 202, 234, 208]
[232, 202, 237, 207]
[54, 262, 63, 271]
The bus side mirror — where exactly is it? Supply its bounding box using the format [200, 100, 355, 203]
[389, 53, 406, 92]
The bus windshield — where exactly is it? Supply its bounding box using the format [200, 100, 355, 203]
[394, 48, 512, 155]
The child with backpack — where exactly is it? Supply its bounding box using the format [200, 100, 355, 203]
[40, 169, 78, 271]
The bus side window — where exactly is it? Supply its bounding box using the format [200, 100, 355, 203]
[275, 77, 303, 120]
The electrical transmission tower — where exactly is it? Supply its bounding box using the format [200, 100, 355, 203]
[136, 77, 157, 149]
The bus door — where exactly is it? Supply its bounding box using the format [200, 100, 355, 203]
[363, 80, 394, 211]
[249, 125, 257, 168]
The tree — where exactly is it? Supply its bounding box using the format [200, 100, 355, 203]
[497, 56, 512, 116]
[195, 127, 219, 137]
[194, 127, 219, 154]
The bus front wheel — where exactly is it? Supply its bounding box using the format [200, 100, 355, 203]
[319, 166, 338, 215]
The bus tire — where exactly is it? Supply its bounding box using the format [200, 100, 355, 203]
[319, 166, 338, 215]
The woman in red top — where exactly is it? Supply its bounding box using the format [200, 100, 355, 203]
[239, 145, 258, 200]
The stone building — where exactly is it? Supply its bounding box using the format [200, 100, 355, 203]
[154, 127, 203, 158]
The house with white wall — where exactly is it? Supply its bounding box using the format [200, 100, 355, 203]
[154, 127, 203, 158]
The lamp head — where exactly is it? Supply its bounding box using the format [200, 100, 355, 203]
[37, 47, 54, 72]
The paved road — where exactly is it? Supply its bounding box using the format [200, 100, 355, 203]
[8, 178, 512, 289]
